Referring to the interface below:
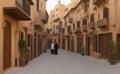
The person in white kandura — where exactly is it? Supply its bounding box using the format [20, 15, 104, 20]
[51, 42, 54, 54]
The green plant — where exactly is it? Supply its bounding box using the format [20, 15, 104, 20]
[109, 52, 117, 60]
[109, 41, 117, 64]
[19, 39, 27, 53]
[110, 41, 117, 51]
[19, 39, 28, 66]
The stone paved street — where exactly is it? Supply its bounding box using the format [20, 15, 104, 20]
[4, 49, 120, 74]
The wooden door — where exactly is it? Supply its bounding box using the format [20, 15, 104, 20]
[93, 35, 97, 52]
[31, 35, 33, 60]
[62, 38, 65, 49]
[77, 38, 83, 53]
[3, 21, 11, 70]
[71, 39, 74, 52]
[67, 37, 70, 51]
[117, 34, 120, 59]
[34, 38, 36, 58]
[28, 34, 31, 61]
[38, 35, 40, 56]
[105, 33, 112, 58]
[86, 36, 90, 56]
[58, 38, 60, 48]
[99, 33, 112, 58]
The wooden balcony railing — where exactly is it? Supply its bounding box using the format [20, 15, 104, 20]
[16, 0, 30, 16]
[97, 18, 108, 28]
[89, 22, 95, 29]
[81, 0, 90, 2]
[74, 27, 81, 34]
[39, 11, 49, 23]
[69, 17, 73, 23]
[82, 25, 87, 31]
[93, 0, 108, 6]
[75, 27, 81, 32]
[4, 0, 32, 20]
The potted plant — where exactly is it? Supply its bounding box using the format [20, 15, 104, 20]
[81, 46, 85, 56]
[109, 41, 117, 65]
[19, 39, 27, 67]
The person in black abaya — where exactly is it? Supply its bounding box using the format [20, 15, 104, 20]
[54, 42, 58, 55]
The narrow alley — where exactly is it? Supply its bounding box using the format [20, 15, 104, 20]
[4, 49, 120, 74]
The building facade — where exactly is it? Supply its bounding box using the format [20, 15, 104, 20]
[46, 0, 120, 60]
[0, 0, 48, 74]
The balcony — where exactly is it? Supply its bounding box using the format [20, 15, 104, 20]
[81, 0, 90, 2]
[34, 25, 42, 31]
[41, 32, 48, 38]
[39, 11, 49, 24]
[74, 27, 81, 34]
[54, 17, 60, 22]
[3, 0, 32, 20]
[97, 18, 108, 28]
[69, 17, 73, 23]
[93, 0, 108, 6]
[55, 31, 61, 36]
[82, 25, 87, 31]
[27, 0, 34, 5]
[50, 31, 55, 36]
[89, 22, 95, 29]
[34, 17, 43, 31]
[64, 32, 69, 38]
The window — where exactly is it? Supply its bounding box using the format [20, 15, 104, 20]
[36, 0, 39, 11]
[98, 13, 100, 20]
[62, 28, 65, 34]
[73, 23, 75, 30]
[77, 21, 80, 27]
[67, 26, 71, 32]
[90, 14, 94, 22]
[21, 32, 24, 39]
[84, 4, 88, 12]
[103, 7, 109, 19]
[83, 19, 87, 25]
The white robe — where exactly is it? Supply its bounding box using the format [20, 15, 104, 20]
[51, 43, 54, 50]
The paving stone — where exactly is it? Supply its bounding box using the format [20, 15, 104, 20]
[4, 49, 120, 74]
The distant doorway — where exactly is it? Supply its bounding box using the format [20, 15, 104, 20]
[62, 38, 65, 49]
[34, 33, 37, 58]
[77, 37, 83, 54]
[86, 36, 90, 56]
[31, 35, 33, 60]
[67, 37, 70, 51]
[71, 39, 74, 52]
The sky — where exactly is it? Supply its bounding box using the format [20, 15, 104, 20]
[46, 0, 71, 13]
